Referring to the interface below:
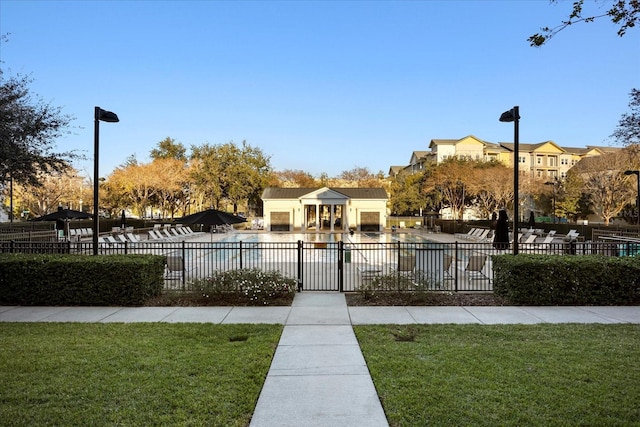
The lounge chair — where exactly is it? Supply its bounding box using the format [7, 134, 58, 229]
[105, 236, 119, 245]
[126, 233, 141, 242]
[464, 254, 489, 281]
[455, 228, 477, 240]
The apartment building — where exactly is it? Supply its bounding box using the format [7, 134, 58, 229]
[390, 135, 620, 180]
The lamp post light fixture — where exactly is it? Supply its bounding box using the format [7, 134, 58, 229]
[624, 170, 640, 227]
[499, 106, 520, 255]
[93, 107, 119, 255]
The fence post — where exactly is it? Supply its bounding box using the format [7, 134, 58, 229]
[454, 241, 459, 292]
[338, 240, 344, 292]
[239, 241, 243, 270]
[181, 240, 186, 288]
[297, 240, 303, 291]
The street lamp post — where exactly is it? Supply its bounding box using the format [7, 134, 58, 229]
[624, 170, 640, 227]
[500, 106, 520, 255]
[93, 107, 119, 255]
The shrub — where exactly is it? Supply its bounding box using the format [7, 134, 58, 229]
[0, 254, 165, 306]
[492, 254, 640, 305]
[358, 272, 445, 300]
[191, 268, 297, 305]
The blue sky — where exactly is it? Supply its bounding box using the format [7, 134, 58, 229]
[1, 0, 638, 178]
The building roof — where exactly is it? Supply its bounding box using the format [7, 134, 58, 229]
[262, 187, 388, 200]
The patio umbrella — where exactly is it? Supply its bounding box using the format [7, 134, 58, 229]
[121, 210, 127, 229]
[32, 208, 93, 221]
[32, 208, 93, 239]
[528, 211, 536, 229]
[176, 208, 247, 229]
[492, 209, 510, 250]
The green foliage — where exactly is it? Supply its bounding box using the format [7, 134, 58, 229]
[0, 67, 76, 187]
[0, 323, 281, 426]
[358, 272, 444, 300]
[0, 254, 164, 306]
[191, 268, 297, 305]
[355, 324, 640, 426]
[492, 253, 640, 305]
[529, 0, 639, 46]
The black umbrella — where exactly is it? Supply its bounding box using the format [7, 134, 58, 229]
[121, 210, 127, 229]
[176, 209, 247, 227]
[32, 208, 93, 221]
[493, 209, 510, 250]
[32, 208, 93, 240]
[528, 211, 536, 229]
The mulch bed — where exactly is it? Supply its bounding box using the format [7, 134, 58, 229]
[144, 293, 295, 307]
[145, 291, 508, 306]
[344, 292, 510, 306]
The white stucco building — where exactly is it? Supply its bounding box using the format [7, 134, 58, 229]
[261, 187, 389, 232]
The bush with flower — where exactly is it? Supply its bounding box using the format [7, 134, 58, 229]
[192, 268, 297, 305]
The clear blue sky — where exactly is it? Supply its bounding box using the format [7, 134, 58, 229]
[1, 0, 638, 179]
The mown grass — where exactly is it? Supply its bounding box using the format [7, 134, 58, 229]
[0, 323, 282, 426]
[354, 324, 640, 427]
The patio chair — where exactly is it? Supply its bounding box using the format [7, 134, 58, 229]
[464, 254, 489, 281]
[165, 255, 184, 280]
[387, 254, 414, 280]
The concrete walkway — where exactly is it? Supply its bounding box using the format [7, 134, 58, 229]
[250, 292, 387, 427]
[1, 299, 639, 324]
[2, 296, 640, 427]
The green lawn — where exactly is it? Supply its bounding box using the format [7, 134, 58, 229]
[354, 324, 640, 427]
[0, 323, 282, 426]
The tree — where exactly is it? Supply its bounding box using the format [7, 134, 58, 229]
[422, 158, 477, 220]
[8, 167, 87, 218]
[274, 169, 318, 188]
[190, 141, 272, 214]
[388, 171, 426, 216]
[575, 152, 636, 224]
[338, 166, 384, 188]
[529, 0, 639, 46]
[150, 137, 188, 161]
[471, 163, 514, 218]
[611, 88, 640, 156]
[0, 68, 76, 188]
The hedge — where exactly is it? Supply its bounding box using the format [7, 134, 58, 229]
[0, 254, 165, 306]
[492, 254, 640, 305]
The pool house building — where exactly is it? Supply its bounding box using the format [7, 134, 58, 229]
[261, 187, 388, 232]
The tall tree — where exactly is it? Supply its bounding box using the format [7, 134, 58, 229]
[0, 68, 76, 188]
[190, 141, 271, 213]
[275, 169, 318, 188]
[338, 166, 384, 188]
[150, 137, 188, 161]
[611, 88, 640, 161]
[576, 152, 635, 224]
[529, 0, 639, 46]
[388, 170, 426, 216]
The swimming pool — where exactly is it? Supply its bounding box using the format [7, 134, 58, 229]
[202, 231, 438, 244]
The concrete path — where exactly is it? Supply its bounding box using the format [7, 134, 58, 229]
[249, 293, 388, 427]
[1, 301, 639, 324]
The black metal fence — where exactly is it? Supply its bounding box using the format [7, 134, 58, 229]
[2, 239, 638, 293]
